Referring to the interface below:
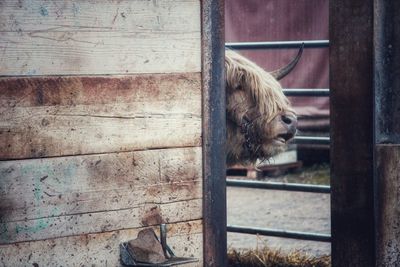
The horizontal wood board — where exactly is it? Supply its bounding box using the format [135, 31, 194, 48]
[0, 0, 201, 75]
[0, 73, 201, 159]
[0, 1, 204, 264]
[0, 147, 202, 244]
[0, 220, 203, 267]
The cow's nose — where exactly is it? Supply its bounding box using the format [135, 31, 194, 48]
[281, 114, 298, 134]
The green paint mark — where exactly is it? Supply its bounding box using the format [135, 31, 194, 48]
[50, 207, 60, 217]
[26, 69, 37, 75]
[62, 164, 77, 181]
[4, 209, 59, 239]
[72, 3, 80, 16]
[0, 223, 11, 241]
[21, 163, 55, 202]
[39, 6, 49, 16]
[15, 218, 51, 234]
[33, 187, 41, 201]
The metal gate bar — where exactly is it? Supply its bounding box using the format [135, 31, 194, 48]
[225, 40, 329, 50]
[294, 136, 330, 145]
[283, 88, 329, 97]
[227, 225, 331, 242]
[227, 179, 330, 193]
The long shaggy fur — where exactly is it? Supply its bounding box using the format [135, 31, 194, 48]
[225, 50, 295, 166]
[225, 50, 291, 120]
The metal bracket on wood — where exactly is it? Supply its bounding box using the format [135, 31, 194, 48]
[120, 224, 198, 267]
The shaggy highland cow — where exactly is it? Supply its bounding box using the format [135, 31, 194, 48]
[225, 47, 303, 166]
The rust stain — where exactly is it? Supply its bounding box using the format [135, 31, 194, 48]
[36, 86, 44, 105]
[167, 181, 198, 197]
[0, 73, 200, 108]
[132, 158, 138, 167]
[145, 185, 161, 197]
[77, 233, 90, 246]
[141, 206, 164, 226]
[0, 74, 201, 159]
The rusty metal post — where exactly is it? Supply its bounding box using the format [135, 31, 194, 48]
[330, 1, 375, 266]
[201, 0, 226, 266]
[374, 1, 400, 266]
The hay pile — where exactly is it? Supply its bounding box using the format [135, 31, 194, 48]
[227, 247, 331, 267]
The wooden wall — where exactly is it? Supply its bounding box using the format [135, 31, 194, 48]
[0, 0, 203, 266]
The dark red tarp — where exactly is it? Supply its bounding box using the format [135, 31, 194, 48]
[225, 0, 329, 131]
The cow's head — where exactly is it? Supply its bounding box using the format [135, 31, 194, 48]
[225, 47, 303, 166]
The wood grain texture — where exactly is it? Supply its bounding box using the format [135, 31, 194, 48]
[0, 199, 201, 244]
[0, 147, 202, 244]
[0, 220, 203, 267]
[375, 145, 400, 266]
[0, 73, 201, 159]
[0, 0, 200, 75]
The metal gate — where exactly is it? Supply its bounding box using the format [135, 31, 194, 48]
[225, 40, 331, 243]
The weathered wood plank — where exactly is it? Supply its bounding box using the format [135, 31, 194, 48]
[0, 199, 201, 244]
[0, 0, 199, 32]
[0, 147, 202, 243]
[0, 0, 200, 75]
[375, 145, 400, 266]
[0, 220, 203, 267]
[0, 74, 201, 159]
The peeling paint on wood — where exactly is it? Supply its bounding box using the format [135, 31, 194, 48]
[0, 0, 201, 75]
[0, 0, 204, 264]
[0, 199, 201, 244]
[0, 147, 202, 244]
[0, 220, 203, 267]
[0, 74, 202, 159]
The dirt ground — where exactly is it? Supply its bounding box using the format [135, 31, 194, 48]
[227, 169, 331, 257]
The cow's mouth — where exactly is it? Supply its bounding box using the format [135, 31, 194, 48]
[275, 133, 295, 144]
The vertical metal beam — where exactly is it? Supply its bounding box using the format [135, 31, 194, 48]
[330, 1, 375, 266]
[374, 0, 400, 144]
[201, 0, 226, 266]
[374, 1, 400, 266]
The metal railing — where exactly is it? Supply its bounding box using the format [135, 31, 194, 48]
[226, 40, 331, 243]
[226, 179, 330, 194]
[283, 88, 329, 97]
[225, 40, 329, 50]
[226, 179, 331, 242]
[294, 136, 330, 145]
[227, 225, 331, 242]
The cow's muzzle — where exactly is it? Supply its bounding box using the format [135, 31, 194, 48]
[279, 113, 298, 141]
